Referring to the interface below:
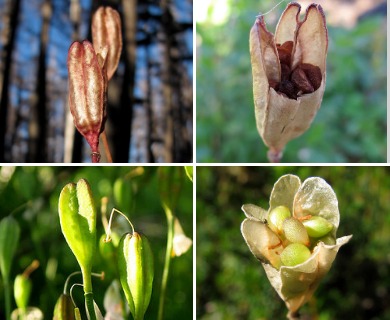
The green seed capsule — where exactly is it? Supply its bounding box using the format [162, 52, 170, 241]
[280, 243, 311, 266]
[282, 217, 310, 246]
[302, 216, 333, 238]
[14, 274, 31, 311]
[268, 206, 291, 234]
[118, 232, 154, 320]
[58, 179, 96, 291]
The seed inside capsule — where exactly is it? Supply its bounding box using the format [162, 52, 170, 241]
[282, 217, 310, 246]
[268, 206, 291, 235]
[302, 216, 333, 238]
[280, 243, 311, 266]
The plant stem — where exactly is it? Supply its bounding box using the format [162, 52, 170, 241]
[101, 131, 113, 163]
[158, 206, 174, 320]
[4, 279, 11, 320]
[82, 268, 96, 320]
[84, 292, 96, 320]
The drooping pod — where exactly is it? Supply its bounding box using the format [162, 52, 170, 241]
[67, 41, 107, 162]
[92, 6, 122, 80]
[117, 232, 154, 320]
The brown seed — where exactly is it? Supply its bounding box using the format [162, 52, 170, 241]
[278, 80, 297, 99]
[291, 67, 314, 94]
[300, 63, 322, 91]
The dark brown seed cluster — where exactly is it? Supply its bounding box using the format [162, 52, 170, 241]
[270, 41, 322, 100]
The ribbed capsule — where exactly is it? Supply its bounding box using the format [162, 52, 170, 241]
[67, 41, 107, 160]
[118, 232, 154, 320]
[92, 6, 122, 80]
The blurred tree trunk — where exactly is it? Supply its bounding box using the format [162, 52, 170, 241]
[0, 0, 20, 162]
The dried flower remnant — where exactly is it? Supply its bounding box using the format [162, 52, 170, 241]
[67, 41, 107, 163]
[241, 174, 352, 317]
[250, 3, 328, 162]
[92, 6, 122, 80]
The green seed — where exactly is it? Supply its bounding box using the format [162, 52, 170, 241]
[312, 234, 336, 247]
[302, 216, 333, 238]
[280, 243, 311, 266]
[282, 217, 310, 246]
[268, 206, 291, 234]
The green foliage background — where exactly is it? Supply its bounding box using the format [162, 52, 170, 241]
[197, 166, 390, 319]
[196, 0, 386, 162]
[0, 166, 193, 319]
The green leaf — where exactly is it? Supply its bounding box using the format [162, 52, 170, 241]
[0, 216, 20, 281]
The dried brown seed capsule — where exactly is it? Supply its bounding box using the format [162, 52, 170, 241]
[249, 3, 328, 161]
[67, 41, 107, 161]
[92, 6, 122, 80]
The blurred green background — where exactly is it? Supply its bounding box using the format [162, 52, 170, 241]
[0, 166, 193, 319]
[196, 0, 386, 162]
[197, 166, 390, 319]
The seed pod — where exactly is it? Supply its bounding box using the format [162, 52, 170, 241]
[53, 294, 76, 320]
[67, 41, 107, 162]
[92, 6, 122, 80]
[14, 274, 32, 311]
[0, 216, 20, 280]
[282, 217, 310, 246]
[250, 3, 328, 161]
[268, 206, 291, 234]
[58, 179, 96, 282]
[280, 243, 311, 266]
[118, 232, 154, 320]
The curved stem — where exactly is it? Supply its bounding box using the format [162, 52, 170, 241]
[158, 205, 174, 320]
[101, 131, 113, 163]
